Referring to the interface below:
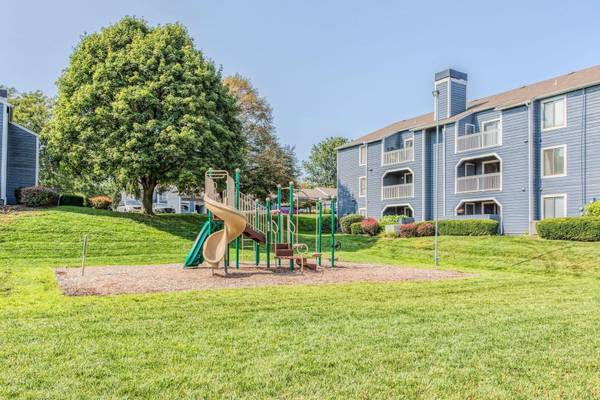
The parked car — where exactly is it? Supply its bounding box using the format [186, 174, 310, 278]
[154, 205, 175, 213]
[116, 199, 143, 213]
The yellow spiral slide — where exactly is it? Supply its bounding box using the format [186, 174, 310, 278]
[202, 196, 247, 268]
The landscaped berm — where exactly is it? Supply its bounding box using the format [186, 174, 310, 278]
[3, 206, 600, 398]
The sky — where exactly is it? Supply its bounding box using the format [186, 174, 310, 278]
[2, 0, 600, 162]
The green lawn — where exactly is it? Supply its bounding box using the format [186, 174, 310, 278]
[2, 206, 600, 398]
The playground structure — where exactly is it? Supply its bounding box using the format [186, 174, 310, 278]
[183, 168, 337, 273]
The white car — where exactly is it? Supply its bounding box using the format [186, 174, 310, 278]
[154, 204, 175, 213]
[116, 199, 143, 213]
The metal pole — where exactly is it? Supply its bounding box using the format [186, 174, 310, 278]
[277, 184, 282, 267]
[432, 89, 440, 268]
[255, 199, 260, 266]
[317, 199, 322, 267]
[289, 181, 294, 271]
[266, 197, 271, 269]
[234, 168, 240, 270]
[81, 234, 88, 276]
[330, 197, 336, 269]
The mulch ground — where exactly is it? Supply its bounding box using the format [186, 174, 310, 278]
[55, 262, 476, 296]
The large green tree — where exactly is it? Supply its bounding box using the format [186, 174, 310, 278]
[223, 74, 298, 199]
[45, 17, 244, 214]
[303, 136, 349, 187]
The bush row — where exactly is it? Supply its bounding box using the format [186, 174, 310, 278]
[537, 217, 600, 241]
[14, 186, 112, 209]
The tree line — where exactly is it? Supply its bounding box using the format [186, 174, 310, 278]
[3, 17, 346, 214]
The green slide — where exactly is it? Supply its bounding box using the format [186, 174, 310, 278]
[183, 221, 212, 268]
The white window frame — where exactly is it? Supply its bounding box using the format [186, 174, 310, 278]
[541, 144, 567, 178]
[358, 208, 367, 217]
[403, 137, 414, 149]
[542, 194, 567, 219]
[358, 144, 367, 166]
[482, 159, 501, 174]
[480, 118, 501, 134]
[541, 96, 567, 132]
[464, 202, 476, 215]
[481, 201, 498, 215]
[465, 123, 475, 135]
[380, 203, 415, 218]
[358, 176, 366, 197]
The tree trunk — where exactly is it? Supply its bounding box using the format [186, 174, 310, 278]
[141, 178, 157, 216]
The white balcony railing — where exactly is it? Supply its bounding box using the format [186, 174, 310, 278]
[456, 129, 500, 152]
[382, 183, 414, 200]
[456, 172, 501, 193]
[382, 147, 414, 166]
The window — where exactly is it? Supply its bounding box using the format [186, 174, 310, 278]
[482, 119, 500, 133]
[543, 145, 566, 177]
[464, 203, 476, 215]
[358, 208, 367, 217]
[359, 176, 366, 197]
[404, 173, 413, 184]
[482, 202, 498, 215]
[465, 162, 476, 176]
[465, 123, 475, 135]
[543, 195, 566, 218]
[359, 145, 367, 166]
[404, 138, 414, 149]
[542, 97, 566, 131]
[483, 160, 500, 174]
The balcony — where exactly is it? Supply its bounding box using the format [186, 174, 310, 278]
[456, 129, 500, 152]
[382, 147, 414, 166]
[456, 172, 501, 193]
[382, 183, 414, 200]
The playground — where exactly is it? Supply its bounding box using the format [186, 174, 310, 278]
[55, 262, 472, 296]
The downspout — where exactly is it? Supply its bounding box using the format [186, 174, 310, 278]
[581, 88, 587, 211]
[527, 101, 533, 234]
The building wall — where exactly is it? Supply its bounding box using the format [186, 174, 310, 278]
[6, 123, 37, 204]
[366, 131, 423, 219]
[337, 144, 365, 216]
[435, 80, 449, 119]
[450, 80, 467, 116]
[0, 102, 5, 201]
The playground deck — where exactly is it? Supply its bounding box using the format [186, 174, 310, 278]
[55, 263, 476, 296]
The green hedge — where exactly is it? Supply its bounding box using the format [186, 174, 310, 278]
[293, 214, 337, 234]
[537, 217, 600, 241]
[350, 222, 363, 235]
[417, 219, 499, 236]
[340, 214, 364, 233]
[59, 193, 86, 207]
[378, 215, 408, 229]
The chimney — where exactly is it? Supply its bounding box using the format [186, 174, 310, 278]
[434, 69, 468, 119]
[0, 89, 7, 100]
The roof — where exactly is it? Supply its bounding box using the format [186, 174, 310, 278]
[296, 187, 336, 201]
[340, 64, 600, 149]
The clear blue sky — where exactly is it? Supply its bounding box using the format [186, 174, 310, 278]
[2, 0, 600, 162]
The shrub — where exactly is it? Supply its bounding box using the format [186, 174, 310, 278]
[14, 187, 25, 204]
[19, 186, 59, 207]
[537, 217, 600, 241]
[88, 195, 112, 210]
[361, 218, 380, 236]
[378, 215, 407, 229]
[400, 223, 418, 238]
[416, 222, 435, 237]
[340, 214, 364, 233]
[59, 193, 86, 207]
[438, 219, 499, 236]
[350, 222, 363, 235]
[585, 201, 600, 217]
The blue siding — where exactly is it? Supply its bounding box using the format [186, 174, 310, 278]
[450, 80, 467, 116]
[337, 145, 365, 216]
[435, 80, 449, 120]
[6, 123, 37, 204]
[368, 132, 424, 219]
[0, 103, 4, 199]
[337, 80, 600, 235]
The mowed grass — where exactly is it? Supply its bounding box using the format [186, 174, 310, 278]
[2, 207, 600, 398]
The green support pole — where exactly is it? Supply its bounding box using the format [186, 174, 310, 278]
[255, 200, 260, 266]
[317, 199, 322, 267]
[266, 198, 271, 269]
[235, 168, 240, 270]
[224, 171, 229, 273]
[277, 185, 282, 267]
[330, 197, 336, 269]
[289, 181, 294, 271]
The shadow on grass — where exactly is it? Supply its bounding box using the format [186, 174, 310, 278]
[55, 205, 207, 241]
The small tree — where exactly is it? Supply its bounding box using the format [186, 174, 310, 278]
[303, 136, 349, 187]
[45, 17, 244, 214]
